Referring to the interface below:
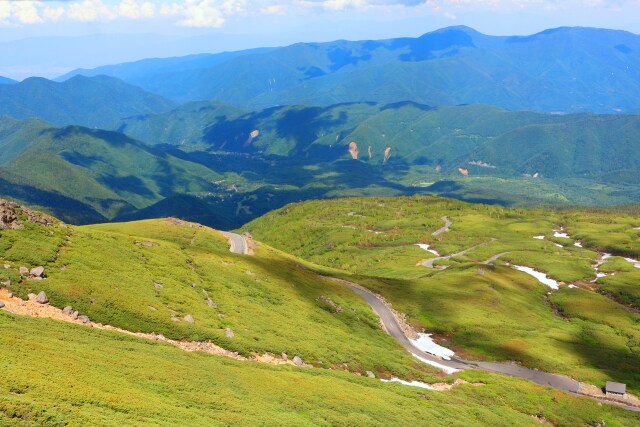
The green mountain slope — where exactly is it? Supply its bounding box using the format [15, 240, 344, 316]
[244, 195, 640, 393]
[69, 26, 640, 113]
[0, 201, 638, 425]
[0, 117, 221, 222]
[0, 75, 175, 128]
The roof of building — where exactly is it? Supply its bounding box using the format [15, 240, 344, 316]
[605, 382, 626, 394]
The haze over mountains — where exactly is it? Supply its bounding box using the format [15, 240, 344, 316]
[0, 25, 639, 228]
[60, 26, 640, 114]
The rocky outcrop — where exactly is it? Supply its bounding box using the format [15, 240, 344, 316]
[184, 314, 194, 323]
[30, 266, 45, 278]
[224, 328, 234, 338]
[348, 142, 359, 160]
[0, 200, 56, 230]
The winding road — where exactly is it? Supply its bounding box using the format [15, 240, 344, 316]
[432, 216, 452, 236]
[220, 231, 248, 255]
[337, 278, 580, 392]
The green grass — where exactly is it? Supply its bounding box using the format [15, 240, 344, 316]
[245, 195, 640, 392]
[1, 311, 639, 426]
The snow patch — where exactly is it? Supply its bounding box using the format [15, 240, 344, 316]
[596, 272, 606, 278]
[554, 231, 569, 238]
[513, 265, 560, 290]
[574, 241, 583, 247]
[554, 243, 563, 248]
[533, 235, 545, 240]
[381, 378, 435, 390]
[410, 333, 455, 360]
[624, 257, 640, 268]
[412, 354, 461, 375]
[568, 285, 578, 289]
[415, 244, 440, 256]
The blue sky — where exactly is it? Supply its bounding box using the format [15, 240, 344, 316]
[1, 0, 639, 79]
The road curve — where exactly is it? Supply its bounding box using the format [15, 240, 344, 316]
[337, 278, 583, 394]
[432, 216, 452, 236]
[220, 231, 248, 255]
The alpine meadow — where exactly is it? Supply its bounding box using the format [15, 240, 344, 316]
[0, 2, 639, 426]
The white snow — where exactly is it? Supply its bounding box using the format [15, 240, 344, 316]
[513, 265, 560, 290]
[596, 272, 606, 278]
[412, 354, 461, 375]
[533, 235, 545, 240]
[554, 231, 569, 238]
[574, 242, 583, 247]
[554, 243, 563, 248]
[624, 257, 640, 268]
[415, 244, 440, 256]
[410, 333, 455, 360]
[568, 285, 578, 289]
[634, 227, 640, 230]
[381, 378, 435, 390]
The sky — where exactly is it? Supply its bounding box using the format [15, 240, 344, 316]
[1, 0, 639, 79]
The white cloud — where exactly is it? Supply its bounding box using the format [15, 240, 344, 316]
[118, 0, 156, 19]
[67, 0, 117, 22]
[43, 6, 65, 21]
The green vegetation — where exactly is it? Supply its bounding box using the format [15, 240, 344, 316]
[3, 312, 638, 426]
[0, 75, 174, 128]
[245, 195, 640, 392]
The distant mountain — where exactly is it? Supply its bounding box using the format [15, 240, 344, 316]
[57, 48, 276, 100]
[0, 75, 175, 128]
[68, 26, 640, 114]
[0, 76, 16, 84]
[0, 116, 221, 223]
[119, 100, 640, 185]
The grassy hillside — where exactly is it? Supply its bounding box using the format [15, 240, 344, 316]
[0, 75, 175, 128]
[0, 201, 638, 425]
[75, 26, 640, 114]
[244, 195, 640, 392]
[0, 117, 223, 222]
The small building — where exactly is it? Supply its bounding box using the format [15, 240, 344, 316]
[605, 381, 626, 397]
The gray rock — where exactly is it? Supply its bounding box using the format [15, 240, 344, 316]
[62, 306, 73, 315]
[224, 328, 234, 338]
[18, 266, 29, 275]
[184, 314, 194, 323]
[206, 298, 217, 308]
[142, 241, 159, 247]
[78, 315, 90, 324]
[1, 280, 10, 287]
[148, 306, 157, 311]
[366, 371, 376, 379]
[292, 356, 304, 367]
[281, 353, 288, 361]
[30, 266, 45, 278]
[71, 311, 79, 320]
[35, 291, 48, 304]
[3, 264, 10, 269]
[0, 301, 5, 308]
[153, 282, 163, 289]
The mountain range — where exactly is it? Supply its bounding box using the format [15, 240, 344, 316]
[61, 26, 640, 114]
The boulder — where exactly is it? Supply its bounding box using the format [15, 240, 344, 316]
[78, 315, 90, 324]
[153, 282, 163, 289]
[19, 266, 29, 275]
[184, 314, 194, 323]
[206, 298, 217, 308]
[71, 311, 79, 320]
[281, 353, 288, 361]
[292, 356, 304, 367]
[62, 306, 73, 315]
[142, 241, 159, 247]
[35, 291, 48, 304]
[366, 371, 376, 379]
[0, 301, 4, 308]
[1, 280, 10, 287]
[30, 266, 45, 278]
[224, 328, 234, 338]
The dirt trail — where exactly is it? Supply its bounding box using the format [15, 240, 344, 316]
[0, 288, 295, 367]
[422, 239, 497, 269]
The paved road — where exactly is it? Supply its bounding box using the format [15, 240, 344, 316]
[220, 232, 248, 255]
[432, 216, 452, 236]
[338, 278, 582, 393]
[337, 279, 468, 371]
[422, 239, 497, 268]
